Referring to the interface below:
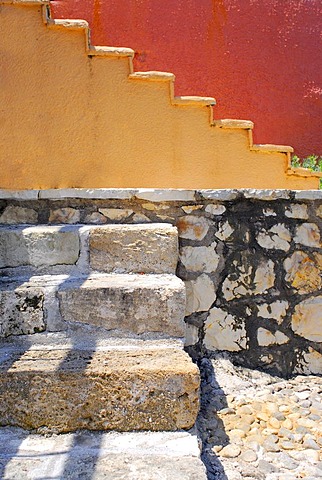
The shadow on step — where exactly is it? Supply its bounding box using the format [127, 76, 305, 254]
[0, 340, 104, 479]
[0, 428, 105, 479]
[197, 358, 229, 480]
[0, 428, 30, 480]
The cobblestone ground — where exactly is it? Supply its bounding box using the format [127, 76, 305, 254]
[197, 355, 322, 480]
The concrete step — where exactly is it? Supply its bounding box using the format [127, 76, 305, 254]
[0, 428, 207, 479]
[0, 339, 200, 433]
[0, 273, 186, 338]
[0, 223, 178, 275]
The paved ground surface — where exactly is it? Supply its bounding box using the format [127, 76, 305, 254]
[198, 354, 322, 480]
[0, 430, 206, 479]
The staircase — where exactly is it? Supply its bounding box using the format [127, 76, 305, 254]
[0, 222, 206, 478]
[1, 0, 321, 190]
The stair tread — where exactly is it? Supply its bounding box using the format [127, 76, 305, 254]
[173, 95, 216, 106]
[0, 428, 207, 479]
[0, 330, 185, 352]
[88, 46, 135, 57]
[0, 345, 195, 373]
[214, 119, 254, 129]
[0, 272, 183, 288]
[129, 71, 175, 81]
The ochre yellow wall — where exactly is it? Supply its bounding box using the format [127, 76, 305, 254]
[52, 0, 322, 159]
[0, 1, 320, 189]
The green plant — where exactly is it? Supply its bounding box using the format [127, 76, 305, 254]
[291, 155, 322, 189]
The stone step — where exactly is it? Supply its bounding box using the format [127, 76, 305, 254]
[0, 428, 207, 479]
[0, 341, 200, 433]
[0, 274, 186, 338]
[89, 223, 178, 274]
[0, 223, 178, 275]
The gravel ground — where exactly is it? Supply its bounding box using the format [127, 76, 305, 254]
[197, 354, 322, 480]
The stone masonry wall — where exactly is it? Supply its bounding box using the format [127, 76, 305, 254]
[0, 189, 321, 377]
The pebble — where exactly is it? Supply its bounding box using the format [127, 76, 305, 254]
[303, 438, 320, 450]
[219, 444, 241, 458]
[240, 450, 258, 462]
[263, 439, 280, 452]
[197, 355, 322, 480]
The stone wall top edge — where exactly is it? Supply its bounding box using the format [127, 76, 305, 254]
[0, 188, 321, 201]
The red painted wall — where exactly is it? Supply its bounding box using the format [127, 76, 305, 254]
[52, 0, 322, 157]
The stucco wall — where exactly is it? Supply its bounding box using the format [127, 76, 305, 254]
[52, 0, 322, 157]
[1, 188, 321, 377]
[1, 1, 320, 190]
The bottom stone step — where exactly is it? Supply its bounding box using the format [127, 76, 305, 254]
[0, 428, 207, 479]
[0, 343, 200, 433]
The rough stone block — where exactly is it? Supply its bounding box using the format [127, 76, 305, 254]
[49, 208, 80, 224]
[284, 251, 322, 294]
[177, 216, 209, 240]
[89, 224, 178, 274]
[291, 296, 322, 342]
[58, 274, 186, 337]
[0, 226, 80, 269]
[0, 347, 200, 433]
[135, 189, 196, 202]
[0, 284, 45, 337]
[0, 189, 39, 200]
[39, 188, 137, 200]
[204, 307, 247, 351]
[0, 206, 37, 224]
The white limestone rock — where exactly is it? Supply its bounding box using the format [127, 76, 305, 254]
[256, 224, 291, 252]
[243, 190, 290, 200]
[185, 274, 215, 316]
[215, 221, 234, 241]
[257, 301, 289, 324]
[99, 208, 133, 220]
[205, 204, 226, 215]
[257, 328, 289, 346]
[294, 347, 322, 375]
[204, 307, 247, 351]
[132, 213, 151, 223]
[284, 251, 322, 294]
[39, 189, 137, 199]
[181, 205, 203, 214]
[295, 190, 322, 200]
[0, 189, 38, 200]
[285, 204, 308, 219]
[294, 223, 321, 247]
[263, 208, 277, 217]
[84, 212, 107, 224]
[0, 206, 37, 224]
[142, 203, 169, 211]
[136, 189, 195, 202]
[177, 216, 209, 241]
[180, 242, 219, 273]
[49, 208, 80, 224]
[185, 324, 199, 347]
[0, 226, 80, 269]
[222, 257, 275, 301]
[291, 296, 322, 342]
[156, 214, 174, 221]
[317, 205, 322, 218]
[0, 287, 45, 337]
[199, 190, 238, 201]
